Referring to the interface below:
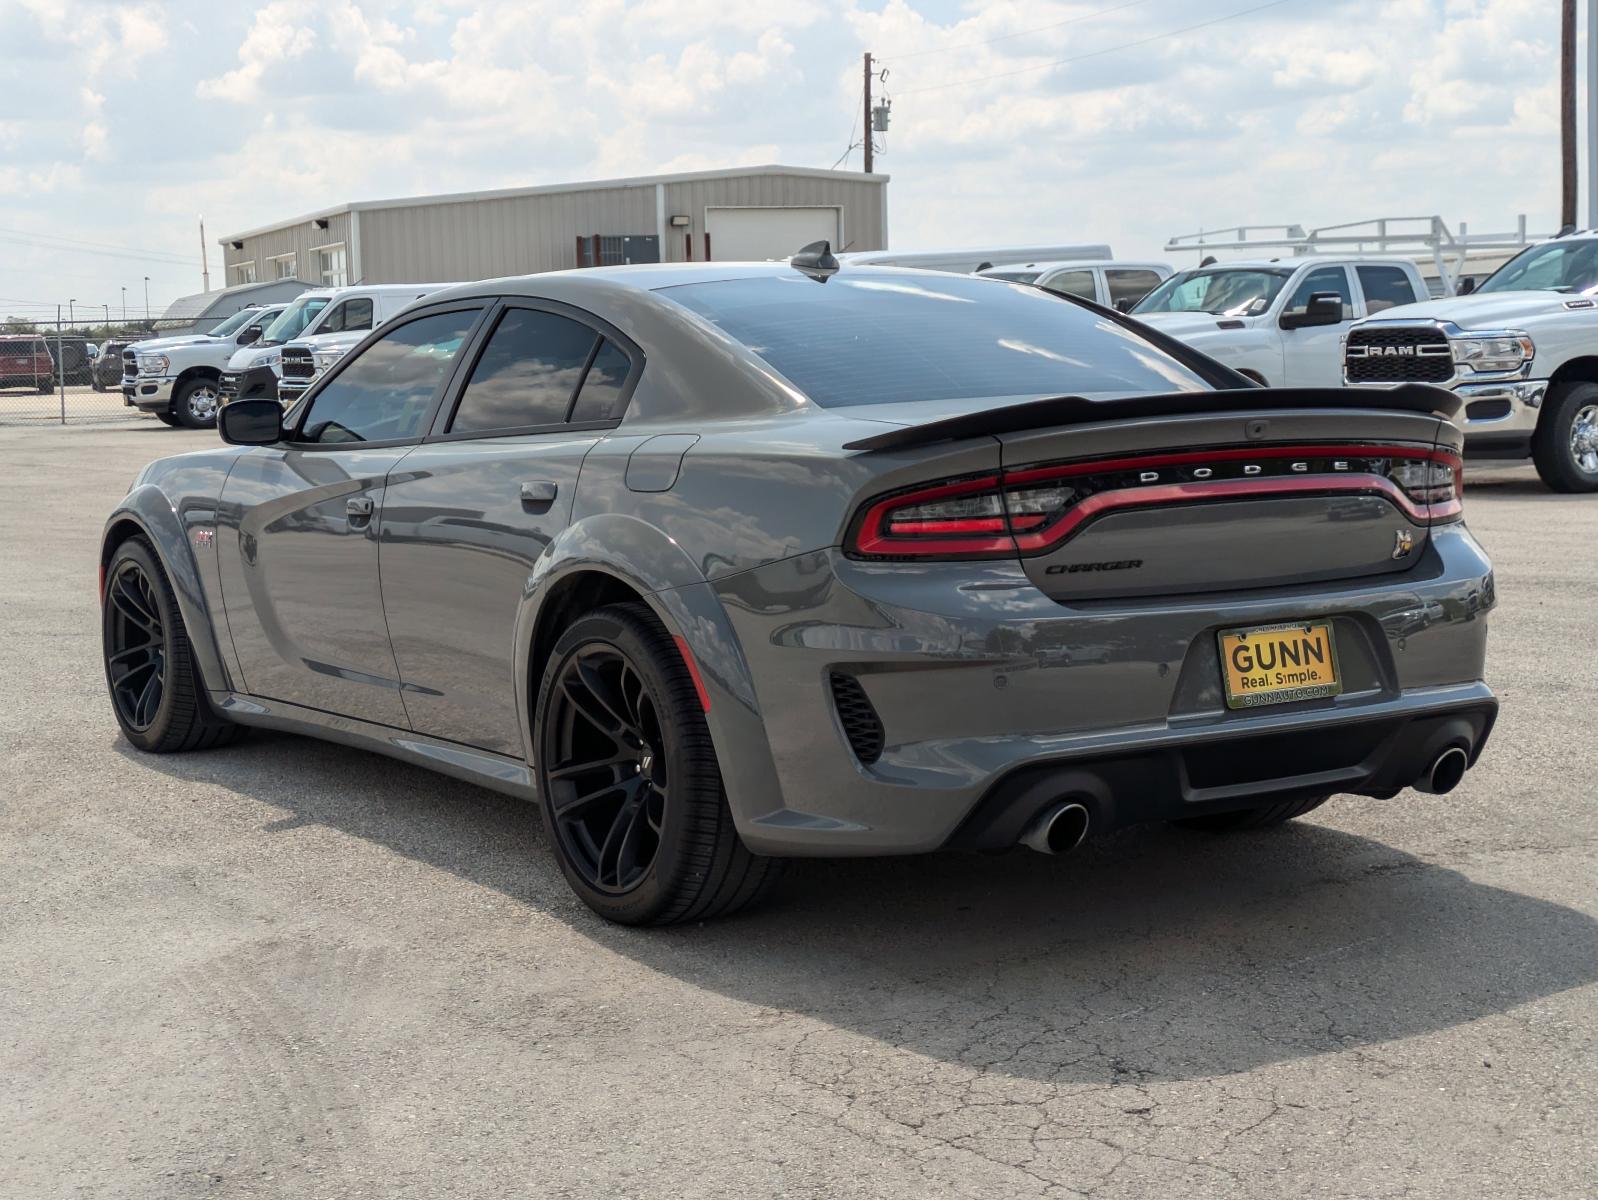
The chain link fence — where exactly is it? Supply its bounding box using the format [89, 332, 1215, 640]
[0, 317, 156, 424]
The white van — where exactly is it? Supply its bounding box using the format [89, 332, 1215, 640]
[979, 259, 1173, 310]
[839, 244, 1113, 274]
[220, 283, 455, 403]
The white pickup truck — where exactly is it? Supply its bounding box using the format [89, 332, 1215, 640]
[1129, 256, 1431, 388]
[1344, 233, 1598, 492]
[219, 283, 453, 407]
[121, 304, 289, 427]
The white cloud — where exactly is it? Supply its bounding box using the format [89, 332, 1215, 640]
[196, 0, 320, 102]
[0, 0, 1574, 308]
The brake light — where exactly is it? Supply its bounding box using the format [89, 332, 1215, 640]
[846, 444, 1463, 561]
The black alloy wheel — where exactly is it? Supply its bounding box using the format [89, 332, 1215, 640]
[545, 642, 670, 893]
[105, 559, 167, 732]
[101, 537, 240, 753]
[534, 603, 783, 925]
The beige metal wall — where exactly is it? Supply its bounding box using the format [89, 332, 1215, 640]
[357, 185, 658, 283]
[661, 173, 887, 262]
[222, 211, 352, 286]
[222, 171, 890, 283]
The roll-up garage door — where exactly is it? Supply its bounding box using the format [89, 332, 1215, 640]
[705, 207, 841, 262]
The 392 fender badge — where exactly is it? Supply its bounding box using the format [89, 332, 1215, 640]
[1392, 529, 1414, 559]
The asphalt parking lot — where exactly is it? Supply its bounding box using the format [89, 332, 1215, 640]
[3, 418, 1595, 1199]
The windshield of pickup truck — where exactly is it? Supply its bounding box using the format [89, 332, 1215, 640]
[982, 269, 1042, 283]
[261, 297, 329, 345]
[1132, 268, 1291, 317]
[208, 307, 267, 338]
[1476, 239, 1598, 294]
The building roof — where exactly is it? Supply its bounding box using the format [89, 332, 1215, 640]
[219, 164, 890, 244]
[157, 278, 307, 323]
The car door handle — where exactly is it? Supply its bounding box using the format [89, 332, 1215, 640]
[520, 480, 558, 505]
[346, 496, 374, 524]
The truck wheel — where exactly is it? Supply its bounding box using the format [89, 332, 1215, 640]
[155, 413, 180, 427]
[172, 378, 221, 429]
[1532, 381, 1598, 492]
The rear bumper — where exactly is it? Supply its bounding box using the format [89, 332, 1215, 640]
[943, 692, 1495, 849]
[708, 523, 1497, 856]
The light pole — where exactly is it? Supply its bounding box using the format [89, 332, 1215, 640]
[68, 299, 76, 330]
[143, 277, 150, 323]
[103, 304, 110, 332]
[121, 286, 127, 323]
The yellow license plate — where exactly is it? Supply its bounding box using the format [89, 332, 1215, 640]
[1217, 621, 1341, 710]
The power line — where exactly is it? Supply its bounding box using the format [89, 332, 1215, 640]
[0, 226, 202, 267]
[881, 0, 1158, 63]
[897, 0, 1301, 96]
[829, 73, 866, 170]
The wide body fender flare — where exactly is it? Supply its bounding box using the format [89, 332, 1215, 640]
[101, 485, 232, 696]
[513, 512, 784, 837]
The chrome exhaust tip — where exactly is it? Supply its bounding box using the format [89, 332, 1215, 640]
[1414, 745, 1470, 795]
[1020, 801, 1091, 855]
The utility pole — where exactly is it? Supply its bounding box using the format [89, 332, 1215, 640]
[862, 52, 875, 173]
[1589, 0, 1598, 228]
[199, 216, 210, 292]
[1563, 0, 1578, 229]
[120, 286, 126, 323]
[143, 276, 150, 323]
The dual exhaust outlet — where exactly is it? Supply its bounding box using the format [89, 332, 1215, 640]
[1017, 745, 1471, 855]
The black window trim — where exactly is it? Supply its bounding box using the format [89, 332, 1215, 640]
[282, 300, 493, 452]
[425, 296, 645, 443]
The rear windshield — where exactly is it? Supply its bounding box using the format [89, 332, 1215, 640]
[662, 273, 1211, 407]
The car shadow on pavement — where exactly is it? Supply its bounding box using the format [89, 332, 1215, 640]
[121, 730, 1598, 1086]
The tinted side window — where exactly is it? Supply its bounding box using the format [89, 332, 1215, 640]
[299, 310, 478, 444]
[322, 298, 374, 333]
[1041, 269, 1096, 300]
[1356, 265, 1420, 314]
[569, 339, 633, 422]
[1105, 269, 1164, 308]
[1285, 267, 1353, 316]
[450, 308, 599, 434]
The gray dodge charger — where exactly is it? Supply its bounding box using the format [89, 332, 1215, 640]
[100, 252, 1498, 924]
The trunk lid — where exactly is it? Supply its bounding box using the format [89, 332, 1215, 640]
[997, 405, 1450, 601]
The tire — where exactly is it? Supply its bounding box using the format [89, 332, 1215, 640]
[171, 377, 221, 429]
[37, 380, 52, 394]
[1173, 794, 1329, 832]
[155, 412, 180, 427]
[1532, 381, 1598, 492]
[102, 537, 241, 753]
[534, 602, 784, 925]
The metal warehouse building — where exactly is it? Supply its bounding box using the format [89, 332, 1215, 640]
[218, 165, 889, 288]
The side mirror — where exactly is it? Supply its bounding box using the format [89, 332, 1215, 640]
[1114, 298, 1138, 313]
[1281, 291, 1344, 330]
[237, 325, 262, 345]
[218, 397, 283, 445]
[1458, 276, 1477, 295]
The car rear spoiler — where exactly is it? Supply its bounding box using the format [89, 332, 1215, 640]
[841, 385, 1464, 453]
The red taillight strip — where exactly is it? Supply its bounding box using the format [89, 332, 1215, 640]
[1011, 474, 1436, 552]
[848, 444, 1462, 560]
[1005, 442, 1446, 485]
[854, 473, 1016, 557]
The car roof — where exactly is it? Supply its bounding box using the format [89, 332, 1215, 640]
[422, 261, 968, 305]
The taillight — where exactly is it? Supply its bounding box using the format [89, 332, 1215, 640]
[846, 444, 1463, 561]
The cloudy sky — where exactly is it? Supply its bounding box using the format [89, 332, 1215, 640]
[0, 0, 1570, 319]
